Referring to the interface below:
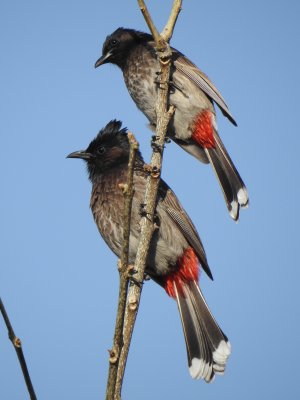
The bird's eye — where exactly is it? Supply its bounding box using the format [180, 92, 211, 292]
[97, 146, 105, 155]
[110, 39, 118, 47]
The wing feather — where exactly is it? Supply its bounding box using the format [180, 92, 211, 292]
[173, 50, 237, 126]
[158, 181, 213, 280]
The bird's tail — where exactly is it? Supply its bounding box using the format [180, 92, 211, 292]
[174, 279, 231, 382]
[182, 109, 249, 220]
[204, 128, 248, 220]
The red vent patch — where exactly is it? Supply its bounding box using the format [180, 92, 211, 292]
[191, 110, 215, 148]
[164, 247, 199, 298]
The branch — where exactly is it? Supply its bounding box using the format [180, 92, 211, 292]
[137, 0, 160, 44]
[0, 297, 37, 400]
[161, 0, 182, 42]
[105, 133, 139, 400]
[112, 2, 180, 399]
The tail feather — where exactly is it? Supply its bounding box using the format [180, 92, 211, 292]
[204, 147, 239, 220]
[189, 281, 231, 374]
[213, 130, 249, 208]
[174, 133, 248, 220]
[175, 283, 214, 381]
[203, 128, 248, 220]
[182, 108, 248, 220]
[174, 280, 231, 382]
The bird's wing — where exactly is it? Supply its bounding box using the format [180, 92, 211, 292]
[172, 49, 237, 126]
[158, 180, 213, 280]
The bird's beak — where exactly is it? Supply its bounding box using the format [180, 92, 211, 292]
[67, 150, 92, 160]
[94, 51, 112, 68]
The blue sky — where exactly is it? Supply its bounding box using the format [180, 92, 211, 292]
[1, 1, 299, 399]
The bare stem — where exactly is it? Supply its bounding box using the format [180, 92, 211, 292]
[105, 133, 139, 400]
[137, 0, 160, 43]
[0, 297, 37, 400]
[112, 2, 181, 399]
[161, 0, 182, 42]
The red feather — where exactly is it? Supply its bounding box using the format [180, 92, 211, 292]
[164, 247, 199, 298]
[192, 110, 215, 148]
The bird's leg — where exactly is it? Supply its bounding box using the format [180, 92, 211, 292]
[151, 134, 172, 154]
[127, 266, 149, 287]
[151, 135, 163, 153]
[126, 265, 143, 287]
[139, 203, 152, 221]
[139, 202, 160, 228]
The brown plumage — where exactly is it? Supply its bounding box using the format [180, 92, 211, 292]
[67, 120, 231, 382]
[95, 28, 249, 220]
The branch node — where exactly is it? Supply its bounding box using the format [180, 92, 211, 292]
[159, 57, 171, 66]
[143, 163, 152, 174]
[0, 297, 37, 399]
[151, 166, 160, 178]
[128, 295, 138, 311]
[126, 264, 135, 274]
[168, 104, 176, 117]
[13, 337, 22, 348]
[118, 183, 128, 194]
[109, 345, 120, 364]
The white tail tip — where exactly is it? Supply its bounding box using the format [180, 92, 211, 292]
[212, 340, 231, 374]
[189, 357, 213, 382]
[237, 187, 249, 207]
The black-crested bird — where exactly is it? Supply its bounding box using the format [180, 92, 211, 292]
[95, 28, 248, 221]
[67, 120, 231, 381]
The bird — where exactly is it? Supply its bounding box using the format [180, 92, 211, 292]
[94, 28, 249, 221]
[67, 120, 231, 382]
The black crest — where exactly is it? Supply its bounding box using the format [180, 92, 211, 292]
[86, 120, 128, 154]
[84, 120, 143, 181]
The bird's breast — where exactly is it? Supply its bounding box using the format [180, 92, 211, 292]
[123, 50, 158, 123]
[90, 175, 125, 257]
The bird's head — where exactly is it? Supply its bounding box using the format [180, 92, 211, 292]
[94, 27, 152, 69]
[67, 120, 142, 182]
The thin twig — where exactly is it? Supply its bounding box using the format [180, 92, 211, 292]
[137, 0, 160, 43]
[105, 133, 139, 400]
[0, 297, 37, 400]
[113, 2, 181, 399]
[161, 0, 182, 42]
